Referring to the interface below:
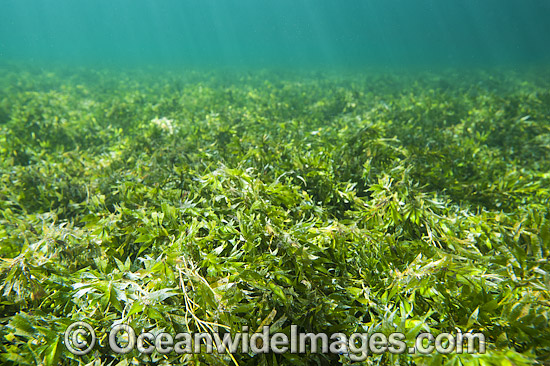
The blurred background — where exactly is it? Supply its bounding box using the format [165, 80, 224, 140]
[1, 0, 549, 70]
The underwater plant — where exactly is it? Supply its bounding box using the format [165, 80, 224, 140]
[0, 65, 549, 365]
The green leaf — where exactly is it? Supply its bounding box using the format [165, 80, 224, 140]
[44, 336, 62, 366]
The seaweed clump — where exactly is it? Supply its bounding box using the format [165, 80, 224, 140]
[0, 65, 549, 365]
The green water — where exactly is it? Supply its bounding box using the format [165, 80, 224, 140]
[1, 0, 550, 70]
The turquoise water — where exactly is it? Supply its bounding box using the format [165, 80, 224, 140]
[1, 0, 549, 70]
[2, 2, 550, 365]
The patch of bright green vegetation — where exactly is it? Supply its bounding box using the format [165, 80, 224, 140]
[0, 65, 549, 365]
